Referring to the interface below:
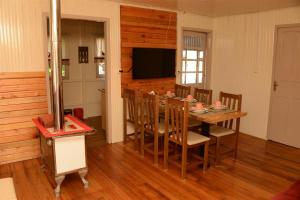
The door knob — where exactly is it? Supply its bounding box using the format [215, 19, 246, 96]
[273, 81, 279, 91]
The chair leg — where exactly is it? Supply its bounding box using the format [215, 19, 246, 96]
[181, 146, 187, 179]
[140, 129, 144, 157]
[154, 132, 159, 166]
[164, 138, 169, 170]
[234, 132, 239, 159]
[123, 122, 127, 144]
[215, 137, 221, 165]
[134, 131, 138, 151]
[203, 142, 209, 171]
[134, 126, 140, 151]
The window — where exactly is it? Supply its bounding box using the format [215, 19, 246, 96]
[96, 61, 105, 79]
[181, 31, 207, 85]
[95, 37, 105, 79]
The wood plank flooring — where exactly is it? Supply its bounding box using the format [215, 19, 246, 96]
[0, 133, 299, 200]
[85, 116, 106, 148]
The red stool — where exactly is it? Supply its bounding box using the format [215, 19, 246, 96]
[73, 108, 84, 121]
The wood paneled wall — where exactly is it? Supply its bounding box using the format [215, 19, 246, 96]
[0, 72, 48, 164]
[120, 6, 177, 93]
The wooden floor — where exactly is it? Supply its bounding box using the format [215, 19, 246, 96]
[85, 116, 107, 148]
[0, 134, 299, 200]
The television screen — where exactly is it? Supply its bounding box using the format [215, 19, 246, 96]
[132, 48, 176, 79]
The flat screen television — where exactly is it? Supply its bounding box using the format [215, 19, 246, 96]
[132, 48, 176, 79]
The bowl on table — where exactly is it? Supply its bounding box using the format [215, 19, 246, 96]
[182, 95, 197, 103]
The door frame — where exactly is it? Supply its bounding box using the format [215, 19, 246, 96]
[267, 23, 300, 140]
[42, 13, 111, 143]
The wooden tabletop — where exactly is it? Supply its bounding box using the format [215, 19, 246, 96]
[190, 110, 247, 124]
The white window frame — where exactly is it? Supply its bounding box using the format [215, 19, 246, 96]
[180, 30, 211, 88]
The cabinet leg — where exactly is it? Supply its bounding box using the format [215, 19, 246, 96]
[55, 175, 65, 198]
[78, 169, 89, 188]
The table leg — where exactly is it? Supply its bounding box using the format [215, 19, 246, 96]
[199, 122, 210, 156]
[201, 122, 210, 137]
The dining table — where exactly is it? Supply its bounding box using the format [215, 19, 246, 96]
[159, 95, 247, 137]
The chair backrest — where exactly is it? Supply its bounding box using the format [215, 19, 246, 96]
[175, 84, 191, 98]
[123, 88, 138, 123]
[219, 91, 242, 129]
[165, 98, 189, 145]
[140, 93, 159, 134]
[194, 88, 213, 105]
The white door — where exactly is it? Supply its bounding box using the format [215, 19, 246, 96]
[268, 25, 300, 148]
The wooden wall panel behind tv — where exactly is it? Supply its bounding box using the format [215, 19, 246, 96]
[0, 72, 48, 164]
[120, 5, 177, 94]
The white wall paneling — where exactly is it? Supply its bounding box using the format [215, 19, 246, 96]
[211, 6, 300, 139]
[0, 0, 46, 72]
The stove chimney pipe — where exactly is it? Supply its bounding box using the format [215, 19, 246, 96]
[50, 0, 64, 131]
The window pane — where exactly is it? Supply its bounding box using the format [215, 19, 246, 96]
[181, 73, 186, 84]
[198, 51, 204, 59]
[182, 61, 186, 71]
[98, 64, 105, 75]
[186, 61, 196, 72]
[199, 61, 203, 71]
[198, 73, 203, 83]
[186, 50, 197, 59]
[62, 65, 65, 77]
[182, 50, 186, 59]
[186, 73, 196, 84]
[97, 63, 105, 78]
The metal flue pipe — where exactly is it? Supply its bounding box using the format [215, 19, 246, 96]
[50, 0, 64, 131]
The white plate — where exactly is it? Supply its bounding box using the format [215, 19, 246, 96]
[182, 98, 197, 103]
[164, 94, 176, 98]
[190, 107, 208, 114]
[211, 105, 227, 110]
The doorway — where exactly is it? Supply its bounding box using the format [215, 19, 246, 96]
[267, 24, 300, 148]
[47, 18, 107, 148]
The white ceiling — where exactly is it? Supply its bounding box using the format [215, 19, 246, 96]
[110, 0, 300, 17]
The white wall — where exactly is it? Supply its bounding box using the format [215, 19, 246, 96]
[0, 0, 46, 72]
[211, 6, 300, 139]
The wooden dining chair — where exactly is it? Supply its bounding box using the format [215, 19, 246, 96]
[193, 88, 213, 105]
[164, 98, 210, 179]
[123, 88, 140, 150]
[189, 88, 213, 129]
[209, 91, 242, 164]
[140, 93, 170, 165]
[175, 84, 191, 98]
